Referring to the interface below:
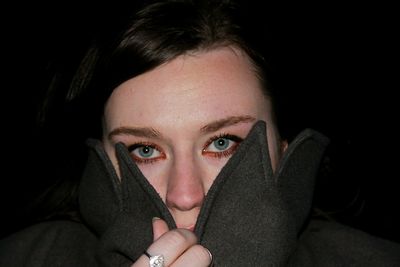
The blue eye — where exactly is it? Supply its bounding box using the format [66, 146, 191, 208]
[128, 143, 164, 164]
[203, 134, 243, 157]
[212, 138, 230, 151]
[137, 146, 154, 158]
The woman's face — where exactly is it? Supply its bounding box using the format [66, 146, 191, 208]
[103, 47, 285, 231]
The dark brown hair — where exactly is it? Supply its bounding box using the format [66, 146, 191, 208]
[34, 0, 278, 223]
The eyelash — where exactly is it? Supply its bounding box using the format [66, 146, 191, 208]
[126, 133, 243, 164]
[127, 142, 165, 164]
[202, 133, 243, 158]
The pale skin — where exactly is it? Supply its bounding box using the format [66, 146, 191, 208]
[102, 46, 287, 266]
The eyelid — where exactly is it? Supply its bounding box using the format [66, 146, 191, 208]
[203, 133, 243, 149]
[127, 141, 166, 164]
[127, 141, 161, 151]
[202, 133, 243, 158]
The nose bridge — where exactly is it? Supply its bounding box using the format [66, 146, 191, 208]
[166, 148, 205, 210]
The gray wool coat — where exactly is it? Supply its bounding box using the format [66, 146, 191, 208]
[1, 121, 399, 266]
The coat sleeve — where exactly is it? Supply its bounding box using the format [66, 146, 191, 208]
[291, 219, 400, 266]
[0, 220, 98, 267]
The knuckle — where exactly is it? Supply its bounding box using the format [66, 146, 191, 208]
[165, 229, 191, 246]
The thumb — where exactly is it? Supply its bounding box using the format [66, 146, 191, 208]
[152, 217, 169, 241]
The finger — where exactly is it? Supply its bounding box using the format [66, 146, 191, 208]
[132, 229, 197, 267]
[130, 218, 170, 267]
[152, 217, 169, 241]
[147, 228, 197, 266]
[171, 245, 213, 267]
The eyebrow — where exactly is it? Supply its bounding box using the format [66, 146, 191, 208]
[108, 115, 256, 141]
[108, 126, 162, 141]
[200, 115, 256, 133]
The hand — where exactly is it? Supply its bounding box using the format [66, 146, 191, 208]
[131, 218, 212, 266]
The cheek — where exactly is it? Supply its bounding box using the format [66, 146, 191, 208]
[266, 129, 283, 171]
[138, 162, 168, 183]
[103, 141, 122, 178]
[136, 162, 170, 201]
[200, 158, 229, 190]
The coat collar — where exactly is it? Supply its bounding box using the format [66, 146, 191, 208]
[79, 121, 329, 265]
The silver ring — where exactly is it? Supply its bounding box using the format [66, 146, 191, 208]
[144, 251, 165, 267]
[206, 248, 214, 267]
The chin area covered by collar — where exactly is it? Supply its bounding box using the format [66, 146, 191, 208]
[79, 120, 329, 266]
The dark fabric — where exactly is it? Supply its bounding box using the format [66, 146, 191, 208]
[1, 121, 399, 266]
[2, 219, 399, 266]
[196, 123, 330, 266]
[0, 221, 97, 266]
[78, 121, 330, 265]
[290, 219, 400, 266]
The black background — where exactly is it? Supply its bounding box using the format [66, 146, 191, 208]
[2, 2, 398, 243]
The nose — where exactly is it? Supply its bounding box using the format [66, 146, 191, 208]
[166, 154, 205, 211]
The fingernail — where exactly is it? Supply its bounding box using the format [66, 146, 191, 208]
[152, 217, 160, 222]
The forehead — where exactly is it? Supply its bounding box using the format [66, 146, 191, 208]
[104, 47, 270, 130]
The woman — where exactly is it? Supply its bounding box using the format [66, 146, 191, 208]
[1, 1, 399, 266]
